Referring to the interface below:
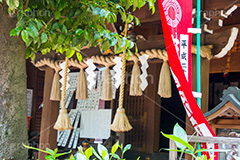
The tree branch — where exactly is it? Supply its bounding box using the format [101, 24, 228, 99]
[39, 17, 54, 34]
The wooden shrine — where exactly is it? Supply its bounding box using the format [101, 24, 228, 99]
[204, 87, 240, 135]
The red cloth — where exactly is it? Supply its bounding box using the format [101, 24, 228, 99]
[157, 0, 218, 159]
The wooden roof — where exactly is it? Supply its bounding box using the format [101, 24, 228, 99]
[204, 87, 240, 121]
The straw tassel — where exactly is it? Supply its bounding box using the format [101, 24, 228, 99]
[54, 57, 73, 131]
[130, 60, 142, 96]
[158, 60, 172, 98]
[50, 71, 61, 101]
[76, 69, 88, 99]
[101, 67, 112, 101]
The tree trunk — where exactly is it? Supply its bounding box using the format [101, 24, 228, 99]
[0, 3, 28, 160]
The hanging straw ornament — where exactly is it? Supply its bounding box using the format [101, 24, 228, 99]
[154, 49, 172, 98]
[50, 61, 62, 101]
[54, 57, 73, 131]
[93, 56, 116, 101]
[129, 55, 142, 96]
[69, 59, 88, 99]
[111, 22, 133, 132]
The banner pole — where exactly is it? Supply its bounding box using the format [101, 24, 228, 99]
[197, 0, 201, 108]
[197, 0, 202, 157]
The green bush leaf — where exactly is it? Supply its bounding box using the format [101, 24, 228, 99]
[28, 22, 39, 37]
[161, 132, 194, 153]
[10, 26, 22, 36]
[91, 146, 101, 160]
[85, 147, 93, 160]
[173, 123, 187, 150]
[66, 49, 75, 58]
[55, 150, 72, 158]
[46, 148, 54, 155]
[72, 37, 81, 47]
[41, 33, 48, 43]
[111, 141, 119, 155]
[123, 144, 131, 154]
[97, 144, 109, 158]
[21, 30, 29, 44]
[22, 143, 52, 155]
[55, 11, 61, 20]
[76, 52, 82, 62]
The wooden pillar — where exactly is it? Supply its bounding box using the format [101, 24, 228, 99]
[38, 67, 59, 160]
[144, 63, 161, 153]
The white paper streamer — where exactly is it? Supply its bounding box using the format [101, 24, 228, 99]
[86, 59, 97, 90]
[139, 54, 149, 91]
[59, 62, 70, 91]
[113, 57, 122, 89]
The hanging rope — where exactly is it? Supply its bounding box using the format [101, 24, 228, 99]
[111, 22, 133, 132]
[54, 57, 73, 131]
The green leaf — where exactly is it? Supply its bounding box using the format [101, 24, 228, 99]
[54, 148, 58, 155]
[123, 144, 131, 154]
[22, 143, 52, 155]
[162, 149, 183, 152]
[55, 11, 61, 20]
[28, 22, 39, 37]
[137, 156, 141, 160]
[111, 141, 119, 155]
[52, 22, 60, 30]
[65, 49, 75, 58]
[173, 123, 187, 150]
[46, 148, 54, 155]
[55, 150, 72, 158]
[10, 26, 22, 36]
[41, 33, 48, 43]
[61, 24, 68, 34]
[58, 0, 66, 11]
[135, 45, 138, 53]
[97, 144, 108, 158]
[57, 34, 66, 44]
[69, 154, 75, 160]
[6, 0, 19, 10]
[72, 37, 81, 47]
[127, 49, 131, 60]
[161, 132, 194, 153]
[75, 29, 83, 36]
[85, 147, 93, 160]
[135, 17, 140, 26]
[45, 155, 54, 160]
[21, 30, 29, 44]
[91, 147, 101, 160]
[26, 27, 35, 38]
[111, 153, 121, 160]
[101, 41, 110, 51]
[76, 52, 82, 62]
[36, 20, 43, 30]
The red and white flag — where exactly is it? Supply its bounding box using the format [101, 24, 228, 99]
[157, 0, 218, 159]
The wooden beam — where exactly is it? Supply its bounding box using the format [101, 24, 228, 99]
[38, 67, 59, 160]
[210, 51, 240, 73]
[144, 63, 161, 153]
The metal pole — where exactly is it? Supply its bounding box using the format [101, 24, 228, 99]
[197, 0, 201, 108]
[197, 0, 202, 157]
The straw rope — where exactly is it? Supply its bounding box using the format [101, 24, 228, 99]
[61, 57, 69, 109]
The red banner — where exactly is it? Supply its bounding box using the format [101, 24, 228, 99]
[157, 0, 218, 159]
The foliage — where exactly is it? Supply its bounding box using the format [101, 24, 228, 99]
[23, 141, 140, 160]
[161, 123, 230, 160]
[1, 0, 156, 61]
[23, 143, 72, 160]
